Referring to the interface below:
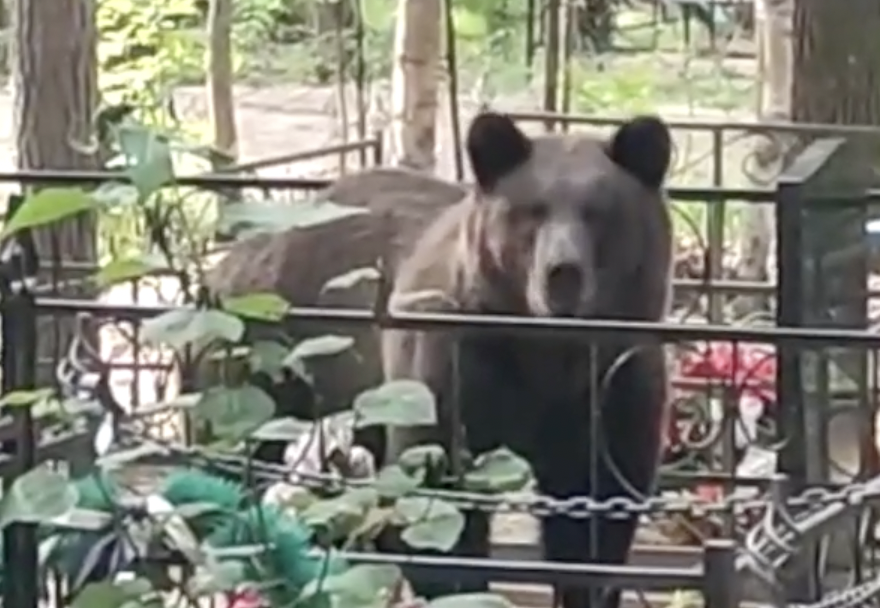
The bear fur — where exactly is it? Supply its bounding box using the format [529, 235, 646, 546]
[380, 111, 673, 608]
[202, 168, 465, 461]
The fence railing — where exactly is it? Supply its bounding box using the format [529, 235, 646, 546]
[0, 123, 879, 607]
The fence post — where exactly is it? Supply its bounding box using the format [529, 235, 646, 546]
[702, 538, 738, 608]
[774, 136, 869, 602]
[774, 174, 807, 489]
[0, 202, 40, 608]
[774, 156, 818, 603]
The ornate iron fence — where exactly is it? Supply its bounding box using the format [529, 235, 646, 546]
[0, 127, 879, 608]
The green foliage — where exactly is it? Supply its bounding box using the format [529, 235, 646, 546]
[98, 0, 204, 106]
[354, 380, 438, 428]
[0, 466, 79, 528]
[395, 496, 465, 552]
[0, 118, 537, 608]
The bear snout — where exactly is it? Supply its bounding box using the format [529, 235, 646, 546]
[544, 261, 585, 315]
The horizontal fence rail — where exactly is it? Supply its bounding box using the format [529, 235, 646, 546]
[29, 298, 880, 348]
[1, 122, 880, 608]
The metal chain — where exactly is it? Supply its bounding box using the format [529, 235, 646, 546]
[119, 425, 880, 520]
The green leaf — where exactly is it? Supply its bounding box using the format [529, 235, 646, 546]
[463, 447, 534, 493]
[70, 579, 153, 608]
[0, 466, 79, 527]
[398, 444, 447, 475]
[194, 385, 276, 442]
[301, 492, 371, 537]
[300, 564, 402, 608]
[321, 267, 381, 293]
[219, 200, 368, 237]
[249, 340, 290, 380]
[94, 253, 171, 287]
[141, 308, 244, 352]
[428, 593, 514, 608]
[286, 335, 355, 364]
[0, 387, 54, 408]
[117, 124, 175, 199]
[395, 496, 464, 552]
[249, 417, 313, 442]
[222, 292, 290, 322]
[354, 380, 437, 429]
[2, 188, 96, 238]
[373, 465, 423, 499]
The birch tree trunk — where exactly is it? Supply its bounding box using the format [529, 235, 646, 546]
[732, 0, 791, 317]
[206, 0, 238, 161]
[389, 0, 441, 173]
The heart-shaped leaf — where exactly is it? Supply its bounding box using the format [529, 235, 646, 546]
[94, 253, 171, 288]
[373, 465, 423, 499]
[0, 466, 79, 527]
[354, 380, 437, 428]
[463, 447, 533, 493]
[222, 292, 290, 322]
[142, 308, 244, 352]
[394, 496, 464, 552]
[194, 385, 276, 442]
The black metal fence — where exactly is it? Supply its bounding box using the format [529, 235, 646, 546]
[1, 122, 880, 608]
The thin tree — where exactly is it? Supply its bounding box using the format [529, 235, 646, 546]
[12, 0, 99, 385]
[733, 0, 792, 316]
[389, 0, 442, 172]
[206, 0, 238, 164]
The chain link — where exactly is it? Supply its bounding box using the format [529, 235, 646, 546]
[122, 426, 880, 520]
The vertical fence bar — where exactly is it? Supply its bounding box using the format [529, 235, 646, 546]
[702, 539, 738, 608]
[775, 175, 806, 487]
[773, 137, 865, 601]
[774, 169, 816, 602]
[0, 240, 40, 608]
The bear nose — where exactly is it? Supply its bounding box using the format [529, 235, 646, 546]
[546, 262, 583, 301]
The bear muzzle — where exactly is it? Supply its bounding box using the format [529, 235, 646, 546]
[544, 261, 587, 317]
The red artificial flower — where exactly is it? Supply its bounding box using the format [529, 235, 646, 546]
[677, 342, 776, 402]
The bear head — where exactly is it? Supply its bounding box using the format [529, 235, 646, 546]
[457, 111, 673, 319]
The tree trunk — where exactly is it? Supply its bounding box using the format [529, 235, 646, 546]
[732, 0, 791, 317]
[792, 0, 880, 126]
[389, 0, 441, 173]
[313, 0, 353, 84]
[206, 0, 238, 161]
[785, 0, 880, 592]
[13, 0, 99, 390]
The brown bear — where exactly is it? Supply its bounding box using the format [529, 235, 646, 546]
[203, 168, 465, 462]
[380, 111, 673, 608]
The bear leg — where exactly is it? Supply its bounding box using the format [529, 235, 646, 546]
[541, 350, 666, 608]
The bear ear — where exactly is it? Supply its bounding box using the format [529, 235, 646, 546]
[607, 115, 672, 189]
[466, 112, 533, 191]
